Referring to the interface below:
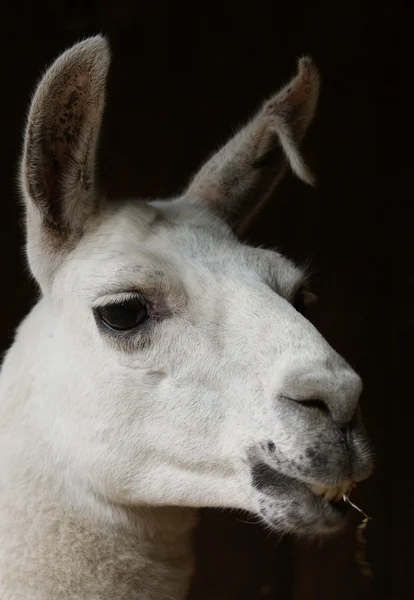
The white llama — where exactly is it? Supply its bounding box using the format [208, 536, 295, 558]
[0, 36, 372, 599]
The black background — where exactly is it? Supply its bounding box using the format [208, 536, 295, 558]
[1, 2, 411, 599]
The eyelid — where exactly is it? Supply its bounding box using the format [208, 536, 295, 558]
[92, 291, 148, 309]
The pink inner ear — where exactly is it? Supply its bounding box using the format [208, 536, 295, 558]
[264, 61, 318, 136]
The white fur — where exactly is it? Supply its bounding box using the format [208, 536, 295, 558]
[0, 36, 372, 599]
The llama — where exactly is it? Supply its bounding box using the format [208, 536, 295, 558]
[0, 36, 373, 599]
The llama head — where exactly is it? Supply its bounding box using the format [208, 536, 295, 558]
[20, 36, 372, 535]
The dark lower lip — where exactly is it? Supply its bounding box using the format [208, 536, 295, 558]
[252, 462, 349, 504]
[252, 461, 350, 529]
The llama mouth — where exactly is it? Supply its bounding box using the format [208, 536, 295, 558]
[252, 462, 356, 532]
[252, 462, 354, 505]
[307, 479, 355, 516]
[309, 478, 355, 504]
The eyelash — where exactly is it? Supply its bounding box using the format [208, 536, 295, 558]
[92, 291, 147, 309]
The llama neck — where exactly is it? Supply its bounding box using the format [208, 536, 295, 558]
[0, 461, 198, 600]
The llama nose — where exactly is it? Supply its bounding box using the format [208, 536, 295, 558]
[278, 362, 363, 428]
[324, 368, 362, 427]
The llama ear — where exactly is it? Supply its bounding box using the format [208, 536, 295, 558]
[21, 35, 110, 238]
[185, 57, 320, 234]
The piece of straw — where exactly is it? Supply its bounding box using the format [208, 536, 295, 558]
[343, 494, 373, 579]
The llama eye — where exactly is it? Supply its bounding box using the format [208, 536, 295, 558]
[96, 297, 148, 332]
[293, 289, 307, 315]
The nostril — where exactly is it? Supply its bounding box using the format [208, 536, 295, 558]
[300, 398, 330, 415]
[282, 395, 331, 415]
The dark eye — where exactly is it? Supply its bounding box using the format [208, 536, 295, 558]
[293, 289, 307, 315]
[96, 297, 148, 332]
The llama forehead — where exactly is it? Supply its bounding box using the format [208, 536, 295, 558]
[56, 199, 306, 304]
